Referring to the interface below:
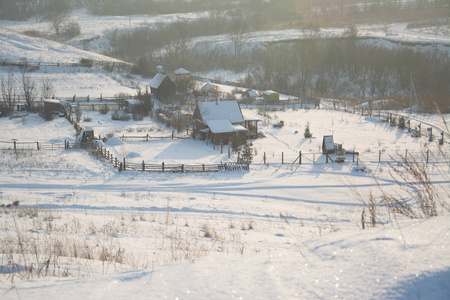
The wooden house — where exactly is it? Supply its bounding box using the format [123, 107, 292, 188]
[194, 100, 252, 145]
[149, 73, 177, 101]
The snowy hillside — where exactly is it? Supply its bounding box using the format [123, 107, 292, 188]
[0, 27, 125, 64]
[0, 107, 449, 299]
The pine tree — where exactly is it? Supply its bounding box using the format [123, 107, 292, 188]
[304, 122, 312, 138]
[241, 144, 253, 163]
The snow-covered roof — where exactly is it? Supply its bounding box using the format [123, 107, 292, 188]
[206, 119, 236, 134]
[233, 125, 248, 132]
[200, 83, 221, 92]
[248, 90, 258, 98]
[125, 99, 141, 105]
[85, 126, 93, 132]
[198, 101, 244, 124]
[242, 111, 261, 122]
[149, 73, 167, 89]
[263, 90, 279, 96]
[43, 98, 61, 104]
[174, 68, 190, 75]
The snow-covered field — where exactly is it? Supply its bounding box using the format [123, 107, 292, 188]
[0, 8, 449, 300]
[0, 106, 449, 299]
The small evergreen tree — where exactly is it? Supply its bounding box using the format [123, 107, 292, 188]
[304, 122, 312, 138]
[230, 134, 242, 152]
[398, 116, 406, 129]
[241, 144, 253, 163]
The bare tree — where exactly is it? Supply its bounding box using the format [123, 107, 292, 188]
[229, 12, 250, 59]
[21, 72, 37, 111]
[41, 78, 54, 99]
[1, 73, 17, 109]
[43, 0, 70, 35]
[165, 20, 192, 68]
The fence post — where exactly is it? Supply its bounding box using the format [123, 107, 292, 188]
[353, 151, 355, 162]
[172, 131, 174, 139]
[264, 152, 266, 164]
[405, 149, 408, 161]
[299, 151, 302, 164]
[37, 142, 40, 150]
[326, 154, 328, 164]
[181, 164, 184, 173]
[228, 147, 230, 158]
[379, 150, 381, 162]
[123, 158, 126, 171]
[282, 152, 284, 164]
[203, 164, 205, 172]
[14, 141, 16, 150]
[119, 162, 122, 172]
[142, 160, 145, 171]
[426, 150, 429, 164]
[146, 134, 149, 141]
[357, 154, 359, 166]
[115, 157, 118, 168]
[221, 144, 223, 154]
[162, 162, 164, 172]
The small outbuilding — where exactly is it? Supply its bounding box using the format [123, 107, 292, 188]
[263, 90, 280, 102]
[322, 135, 335, 154]
[149, 73, 177, 101]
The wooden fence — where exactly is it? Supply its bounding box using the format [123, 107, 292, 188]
[92, 142, 249, 172]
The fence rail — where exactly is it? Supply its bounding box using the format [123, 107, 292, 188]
[92, 143, 249, 172]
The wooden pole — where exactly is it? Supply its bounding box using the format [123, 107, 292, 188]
[426, 150, 429, 164]
[37, 142, 40, 150]
[264, 152, 266, 164]
[14, 141, 16, 150]
[299, 151, 302, 164]
[142, 160, 145, 171]
[162, 162, 164, 172]
[379, 150, 381, 162]
[282, 152, 284, 164]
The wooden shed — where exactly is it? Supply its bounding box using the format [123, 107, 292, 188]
[322, 135, 335, 154]
[149, 73, 177, 101]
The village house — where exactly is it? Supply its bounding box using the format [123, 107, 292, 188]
[149, 73, 177, 101]
[193, 100, 259, 145]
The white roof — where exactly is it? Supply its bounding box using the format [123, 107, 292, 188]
[125, 99, 141, 105]
[264, 90, 278, 96]
[149, 73, 166, 89]
[43, 98, 61, 104]
[233, 125, 248, 132]
[85, 126, 93, 131]
[200, 83, 221, 92]
[206, 119, 236, 134]
[198, 101, 244, 124]
[174, 68, 190, 75]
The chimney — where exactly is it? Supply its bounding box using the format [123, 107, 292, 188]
[156, 65, 163, 74]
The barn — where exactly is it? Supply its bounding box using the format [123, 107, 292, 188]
[194, 100, 251, 145]
[149, 73, 177, 101]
